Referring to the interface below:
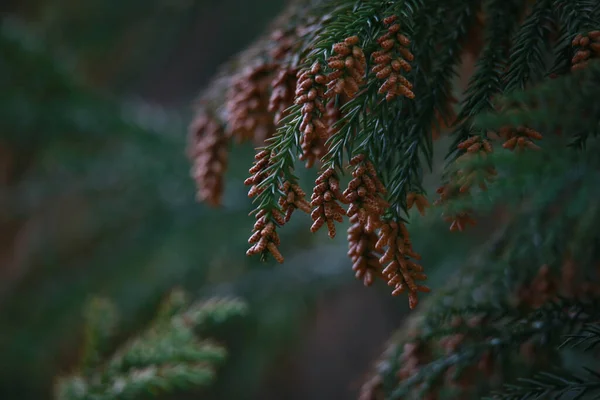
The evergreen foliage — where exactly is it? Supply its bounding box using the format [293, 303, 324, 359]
[55, 291, 247, 400]
[186, 0, 600, 398]
[4, 0, 600, 398]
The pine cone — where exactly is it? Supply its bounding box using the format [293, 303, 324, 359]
[187, 113, 228, 207]
[310, 167, 347, 238]
[347, 214, 382, 286]
[325, 36, 367, 99]
[343, 154, 388, 232]
[247, 210, 284, 263]
[296, 62, 328, 167]
[279, 181, 311, 222]
[269, 67, 298, 125]
[499, 125, 543, 151]
[226, 62, 278, 144]
[376, 220, 429, 309]
[372, 16, 415, 101]
[571, 30, 600, 71]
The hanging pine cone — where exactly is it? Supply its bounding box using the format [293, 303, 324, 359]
[571, 30, 600, 71]
[310, 167, 347, 238]
[245, 150, 285, 263]
[269, 28, 296, 61]
[347, 213, 382, 286]
[498, 125, 543, 151]
[226, 62, 278, 144]
[343, 154, 388, 233]
[295, 62, 329, 168]
[279, 181, 311, 223]
[246, 211, 284, 263]
[325, 36, 367, 99]
[187, 113, 228, 207]
[406, 192, 430, 216]
[372, 15, 415, 101]
[244, 149, 271, 199]
[269, 67, 298, 125]
[376, 220, 429, 309]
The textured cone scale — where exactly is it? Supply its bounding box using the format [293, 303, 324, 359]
[269, 67, 298, 125]
[295, 62, 329, 167]
[244, 151, 286, 262]
[347, 213, 382, 287]
[372, 16, 415, 101]
[376, 220, 428, 309]
[406, 192, 430, 216]
[344, 154, 388, 232]
[325, 37, 367, 99]
[187, 113, 229, 207]
[310, 168, 347, 238]
[571, 30, 600, 71]
[498, 125, 542, 151]
[279, 181, 311, 222]
[246, 215, 284, 263]
[226, 62, 278, 145]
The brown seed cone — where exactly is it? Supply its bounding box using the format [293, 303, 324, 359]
[347, 214, 383, 286]
[376, 220, 428, 309]
[245, 149, 272, 199]
[279, 181, 311, 222]
[269, 28, 296, 61]
[325, 37, 367, 99]
[372, 16, 415, 101]
[310, 167, 347, 238]
[226, 62, 278, 145]
[188, 113, 229, 207]
[246, 211, 284, 263]
[269, 67, 298, 125]
[299, 135, 327, 169]
[571, 30, 600, 71]
[445, 211, 477, 232]
[498, 125, 543, 151]
[343, 154, 389, 233]
[406, 192, 430, 216]
[454, 135, 498, 193]
[295, 62, 329, 165]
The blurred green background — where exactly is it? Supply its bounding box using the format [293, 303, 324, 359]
[0, 1, 483, 399]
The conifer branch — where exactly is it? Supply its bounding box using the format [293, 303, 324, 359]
[476, 60, 600, 147]
[386, 0, 481, 217]
[55, 292, 247, 400]
[485, 368, 600, 399]
[561, 322, 600, 351]
[388, 299, 600, 400]
[447, 0, 528, 163]
[504, 0, 554, 93]
[548, 0, 598, 76]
